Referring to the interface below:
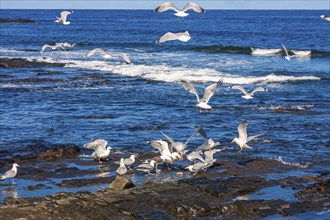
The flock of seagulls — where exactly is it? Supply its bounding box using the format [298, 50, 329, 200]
[79, 120, 262, 176]
[1, 2, 329, 183]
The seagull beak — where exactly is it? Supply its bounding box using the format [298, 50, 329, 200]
[231, 139, 235, 143]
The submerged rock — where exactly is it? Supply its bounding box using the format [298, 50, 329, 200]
[0, 18, 35, 23]
[0, 58, 65, 68]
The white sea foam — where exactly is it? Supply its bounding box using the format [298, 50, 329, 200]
[250, 48, 282, 56]
[291, 50, 312, 57]
[0, 55, 321, 84]
[258, 104, 314, 111]
[274, 156, 310, 168]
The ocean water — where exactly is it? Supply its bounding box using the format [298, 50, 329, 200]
[0, 10, 330, 167]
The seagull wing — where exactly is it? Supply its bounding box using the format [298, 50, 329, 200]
[182, 2, 205, 13]
[109, 52, 132, 64]
[195, 126, 208, 139]
[156, 32, 180, 43]
[281, 43, 289, 56]
[41, 44, 51, 52]
[84, 139, 108, 150]
[247, 133, 264, 143]
[3, 169, 16, 179]
[230, 85, 249, 96]
[84, 48, 107, 58]
[238, 120, 249, 143]
[155, 2, 180, 13]
[188, 151, 205, 163]
[184, 127, 200, 146]
[200, 79, 223, 104]
[251, 87, 267, 95]
[60, 11, 72, 22]
[147, 140, 168, 152]
[160, 131, 175, 145]
[181, 80, 200, 102]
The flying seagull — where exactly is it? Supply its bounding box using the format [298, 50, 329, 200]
[281, 43, 296, 61]
[155, 2, 205, 18]
[231, 120, 264, 153]
[230, 85, 267, 99]
[84, 138, 113, 163]
[156, 31, 191, 43]
[320, 15, 330, 21]
[54, 10, 73, 25]
[41, 43, 67, 53]
[1, 163, 20, 184]
[181, 79, 223, 113]
[84, 48, 132, 64]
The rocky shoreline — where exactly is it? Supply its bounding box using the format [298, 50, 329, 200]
[0, 143, 329, 219]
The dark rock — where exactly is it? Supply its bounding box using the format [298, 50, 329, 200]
[0, 18, 35, 23]
[38, 144, 80, 161]
[56, 176, 115, 187]
[109, 175, 135, 190]
[0, 58, 65, 68]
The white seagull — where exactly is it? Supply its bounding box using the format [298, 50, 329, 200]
[137, 160, 157, 174]
[156, 31, 191, 43]
[116, 158, 128, 175]
[155, 2, 205, 18]
[320, 15, 330, 21]
[54, 10, 73, 25]
[122, 155, 136, 169]
[181, 79, 223, 112]
[231, 120, 264, 153]
[83, 138, 113, 163]
[1, 163, 20, 184]
[281, 43, 296, 61]
[230, 85, 267, 99]
[84, 48, 132, 64]
[41, 43, 66, 53]
[160, 127, 199, 158]
[185, 162, 211, 176]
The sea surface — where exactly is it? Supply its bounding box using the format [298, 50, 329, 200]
[0, 10, 330, 167]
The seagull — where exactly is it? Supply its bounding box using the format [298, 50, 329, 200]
[185, 151, 205, 163]
[185, 162, 211, 176]
[204, 149, 225, 164]
[83, 138, 113, 163]
[231, 120, 264, 153]
[1, 163, 20, 184]
[230, 85, 267, 99]
[154, 2, 205, 18]
[40, 43, 66, 53]
[281, 43, 296, 61]
[116, 158, 128, 175]
[54, 10, 73, 25]
[62, 42, 76, 48]
[320, 15, 330, 21]
[146, 140, 181, 163]
[156, 31, 191, 43]
[84, 48, 132, 64]
[137, 160, 157, 174]
[122, 155, 136, 169]
[181, 79, 223, 113]
[160, 128, 199, 158]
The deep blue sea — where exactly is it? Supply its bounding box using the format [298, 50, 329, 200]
[0, 10, 330, 167]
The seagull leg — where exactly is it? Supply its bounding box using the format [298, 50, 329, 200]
[206, 109, 208, 113]
[99, 158, 103, 164]
[200, 108, 202, 113]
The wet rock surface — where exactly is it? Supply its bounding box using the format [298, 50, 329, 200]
[0, 144, 328, 219]
[0, 57, 65, 68]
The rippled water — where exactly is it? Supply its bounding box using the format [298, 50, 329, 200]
[0, 10, 329, 166]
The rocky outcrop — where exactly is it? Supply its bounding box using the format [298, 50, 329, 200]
[0, 18, 35, 23]
[0, 58, 65, 68]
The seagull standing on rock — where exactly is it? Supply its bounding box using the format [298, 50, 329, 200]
[84, 138, 113, 163]
[1, 163, 20, 184]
